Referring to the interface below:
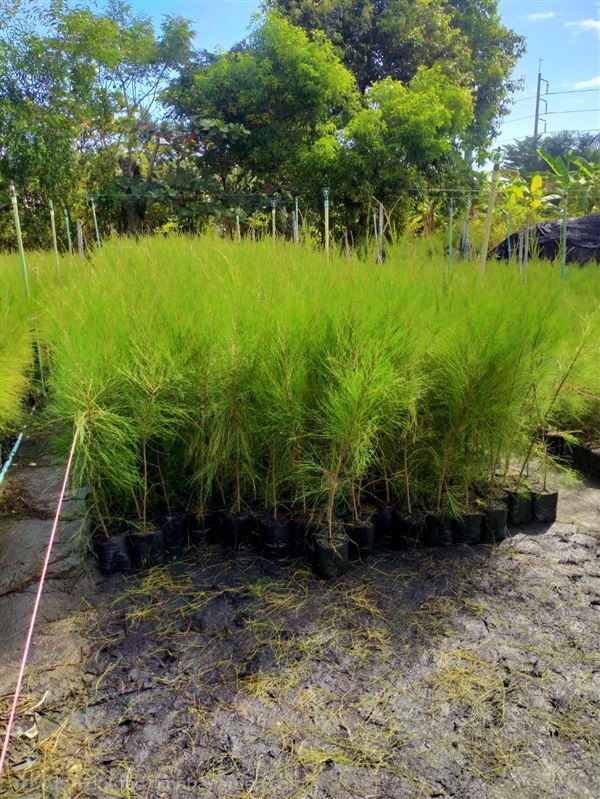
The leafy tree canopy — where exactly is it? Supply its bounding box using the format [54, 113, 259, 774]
[165, 14, 358, 184]
[0, 0, 195, 242]
[267, 0, 525, 150]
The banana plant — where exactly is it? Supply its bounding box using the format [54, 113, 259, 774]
[500, 173, 552, 214]
[537, 149, 600, 214]
[568, 155, 600, 213]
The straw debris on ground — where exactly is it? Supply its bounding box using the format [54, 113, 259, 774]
[2, 510, 598, 799]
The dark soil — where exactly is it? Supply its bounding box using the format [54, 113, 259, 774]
[1, 438, 599, 798]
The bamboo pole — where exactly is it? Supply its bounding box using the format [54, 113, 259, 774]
[479, 149, 502, 275]
[49, 200, 59, 275]
[235, 209, 241, 242]
[9, 184, 29, 299]
[90, 198, 101, 248]
[271, 198, 277, 241]
[344, 228, 350, 258]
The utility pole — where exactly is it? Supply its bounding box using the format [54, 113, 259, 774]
[533, 60, 549, 149]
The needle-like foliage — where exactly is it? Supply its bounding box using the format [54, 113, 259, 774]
[2, 234, 597, 531]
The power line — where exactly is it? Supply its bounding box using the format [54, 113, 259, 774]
[513, 94, 540, 104]
[513, 88, 599, 104]
[543, 109, 600, 115]
[503, 115, 536, 125]
[548, 88, 600, 96]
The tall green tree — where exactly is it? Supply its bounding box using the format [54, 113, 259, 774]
[0, 0, 195, 243]
[165, 14, 358, 187]
[268, 0, 525, 150]
[298, 64, 477, 239]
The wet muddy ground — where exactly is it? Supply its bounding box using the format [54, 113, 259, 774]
[1, 438, 599, 798]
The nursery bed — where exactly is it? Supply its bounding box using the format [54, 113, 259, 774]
[1, 445, 599, 799]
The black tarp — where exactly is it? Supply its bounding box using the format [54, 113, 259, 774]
[493, 212, 600, 265]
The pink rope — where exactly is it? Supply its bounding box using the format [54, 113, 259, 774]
[0, 427, 79, 777]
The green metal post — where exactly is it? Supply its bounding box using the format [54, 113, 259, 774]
[448, 196, 454, 269]
[323, 184, 330, 257]
[64, 208, 73, 255]
[9, 185, 45, 393]
[49, 200, 59, 275]
[90, 198, 101, 248]
[561, 187, 568, 282]
[9, 184, 30, 299]
[294, 196, 299, 244]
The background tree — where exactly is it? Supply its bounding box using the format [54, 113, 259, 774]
[297, 65, 477, 241]
[166, 14, 358, 187]
[268, 0, 525, 152]
[503, 131, 598, 175]
[0, 0, 195, 244]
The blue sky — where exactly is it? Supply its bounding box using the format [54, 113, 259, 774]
[495, 0, 600, 146]
[129, 0, 599, 146]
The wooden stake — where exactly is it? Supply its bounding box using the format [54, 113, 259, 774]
[90, 198, 101, 248]
[344, 227, 350, 258]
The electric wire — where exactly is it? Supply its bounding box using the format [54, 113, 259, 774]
[542, 109, 600, 115]
[513, 88, 599, 104]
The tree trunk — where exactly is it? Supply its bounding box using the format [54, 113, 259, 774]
[118, 136, 160, 236]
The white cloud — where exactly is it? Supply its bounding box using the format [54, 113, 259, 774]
[565, 18, 600, 37]
[525, 12, 555, 21]
[575, 76, 600, 89]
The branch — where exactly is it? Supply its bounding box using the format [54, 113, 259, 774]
[145, 132, 162, 184]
